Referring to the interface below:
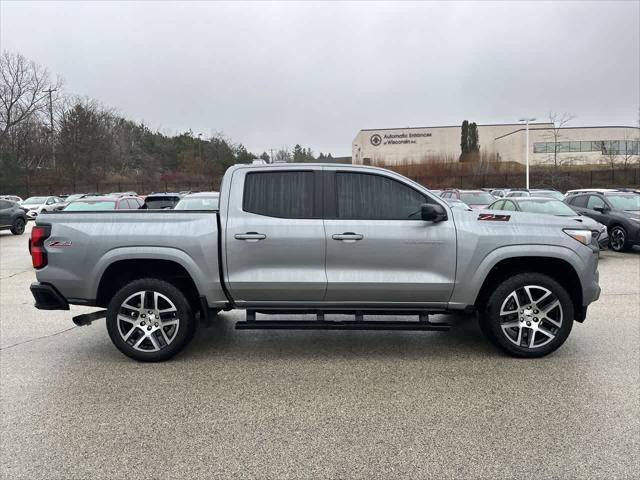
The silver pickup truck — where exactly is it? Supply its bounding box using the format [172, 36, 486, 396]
[29, 163, 601, 361]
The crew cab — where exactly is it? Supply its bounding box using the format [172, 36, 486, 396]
[29, 164, 601, 361]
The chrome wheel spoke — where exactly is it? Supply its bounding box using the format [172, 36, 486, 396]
[161, 319, 179, 327]
[148, 333, 160, 351]
[117, 314, 136, 325]
[538, 327, 555, 339]
[542, 315, 562, 328]
[122, 326, 137, 342]
[528, 329, 536, 348]
[501, 321, 520, 329]
[133, 335, 146, 349]
[500, 291, 520, 316]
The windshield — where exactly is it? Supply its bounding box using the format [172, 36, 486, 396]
[23, 196, 47, 205]
[605, 193, 640, 210]
[145, 197, 180, 209]
[65, 201, 116, 211]
[531, 190, 564, 200]
[518, 199, 577, 216]
[175, 197, 219, 210]
[460, 192, 495, 205]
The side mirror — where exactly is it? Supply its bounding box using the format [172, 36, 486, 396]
[421, 203, 447, 222]
[593, 206, 607, 213]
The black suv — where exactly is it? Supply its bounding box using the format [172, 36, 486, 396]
[565, 191, 640, 251]
[0, 199, 27, 235]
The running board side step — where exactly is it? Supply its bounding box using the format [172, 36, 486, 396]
[236, 311, 450, 331]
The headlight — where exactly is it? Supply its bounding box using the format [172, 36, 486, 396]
[563, 228, 593, 246]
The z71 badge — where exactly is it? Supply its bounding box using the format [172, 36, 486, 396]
[477, 213, 511, 222]
[47, 240, 73, 247]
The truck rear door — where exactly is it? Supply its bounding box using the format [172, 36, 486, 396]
[224, 168, 327, 303]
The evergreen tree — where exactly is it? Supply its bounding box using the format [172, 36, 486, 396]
[259, 151, 270, 162]
[460, 120, 469, 154]
[292, 144, 304, 162]
[469, 122, 480, 152]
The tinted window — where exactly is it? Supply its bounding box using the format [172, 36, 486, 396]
[489, 200, 504, 210]
[336, 172, 428, 220]
[605, 193, 640, 210]
[586, 195, 605, 210]
[0, 200, 12, 209]
[144, 197, 181, 209]
[243, 171, 315, 218]
[568, 195, 588, 208]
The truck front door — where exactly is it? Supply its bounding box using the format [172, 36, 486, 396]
[323, 170, 457, 304]
[224, 168, 327, 303]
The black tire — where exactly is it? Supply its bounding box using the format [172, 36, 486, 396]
[608, 225, 629, 252]
[479, 273, 574, 358]
[11, 217, 25, 235]
[106, 278, 195, 362]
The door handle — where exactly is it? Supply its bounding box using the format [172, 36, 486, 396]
[234, 232, 267, 241]
[332, 232, 364, 241]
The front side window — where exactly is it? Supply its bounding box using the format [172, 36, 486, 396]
[586, 195, 605, 210]
[568, 195, 588, 208]
[243, 171, 315, 218]
[605, 193, 640, 211]
[336, 172, 428, 220]
[502, 200, 517, 211]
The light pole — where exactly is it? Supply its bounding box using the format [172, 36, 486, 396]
[197, 133, 203, 162]
[519, 117, 536, 189]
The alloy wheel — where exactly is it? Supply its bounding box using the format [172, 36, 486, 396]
[116, 290, 180, 352]
[498, 285, 563, 349]
[13, 219, 25, 234]
[609, 227, 625, 251]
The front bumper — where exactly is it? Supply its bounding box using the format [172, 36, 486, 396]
[30, 282, 69, 310]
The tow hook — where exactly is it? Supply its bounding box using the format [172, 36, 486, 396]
[72, 310, 107, 326]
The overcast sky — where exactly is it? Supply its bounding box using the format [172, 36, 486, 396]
[1, 1, 638, 156]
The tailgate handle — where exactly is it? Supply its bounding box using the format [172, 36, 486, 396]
[332, 232, 364, 242]
[234, 232, 267, 241]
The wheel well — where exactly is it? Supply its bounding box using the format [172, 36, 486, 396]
[475, 256, 584, 320]
[96, 259, 201, 311]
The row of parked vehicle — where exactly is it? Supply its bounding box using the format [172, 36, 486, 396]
[0, 191, 220, 236]
[430, 187, 640, 252]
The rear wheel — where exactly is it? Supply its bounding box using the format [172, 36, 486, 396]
[11, 217, 25, 235]
[479, 273, 574, 358]
[106, 278, 195, 362]
[609, 226, 629, 252]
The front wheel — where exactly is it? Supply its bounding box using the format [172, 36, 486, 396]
[11, 217, 25, 235]
[479, 273, 574, 358]
[609, 226, 629, 252]
[106, 278, 195, 362]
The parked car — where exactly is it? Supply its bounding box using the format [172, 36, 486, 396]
[444, 198, 472, 211]
[21, 196, 66, 219]
[64, 196, 144, 211]
[0, 195, 23, 203]
[0, 199, 27, 235]
[489, 189, 510, 198]
[142, 193, 184, 210]
[505, 189, 530, 198]
[174, 192, 220, 210]
[487, 197, 609, 249]
[564, 188, 616, 198]
[564, 191, 640, 251]
[109, 191, 138, 198]
[440, 189, 495, 209]
[29, 163, 600, 362]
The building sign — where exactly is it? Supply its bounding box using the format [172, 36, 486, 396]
[370, 131, 432, 146]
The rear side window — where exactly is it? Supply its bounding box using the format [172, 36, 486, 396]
[336, 172, 428, 220]
[502, 200, 517, 211]
[243, 171, 315, 219]
[568, 195, 588, 208]
[0, 200, 11, 209]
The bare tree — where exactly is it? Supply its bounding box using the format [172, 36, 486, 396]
[545, 112, 576, 169]
[619, 130, 639, 171]
[0, 51, 60, 142]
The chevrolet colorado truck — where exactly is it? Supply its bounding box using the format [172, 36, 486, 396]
[29, 163, 601, 361]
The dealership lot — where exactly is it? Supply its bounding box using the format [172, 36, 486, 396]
[1, 225, 639, 479]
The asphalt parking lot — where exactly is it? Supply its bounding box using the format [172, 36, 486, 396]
[1, 224, 639, 480]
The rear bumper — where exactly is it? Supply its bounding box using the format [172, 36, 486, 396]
[30, 282, 70, 310]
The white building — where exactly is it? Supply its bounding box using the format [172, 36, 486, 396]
[352, 123, 640, 166]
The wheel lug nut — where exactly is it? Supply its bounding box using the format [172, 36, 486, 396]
[141, 321, 145, 326]
[141, 314, 146, 318]
[520, 310, 523, 314]
[147, 326, 152, 331]
[154, 322, 159, 327]
[526, 321, 531, 326]
[534, 317, 538, 322]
